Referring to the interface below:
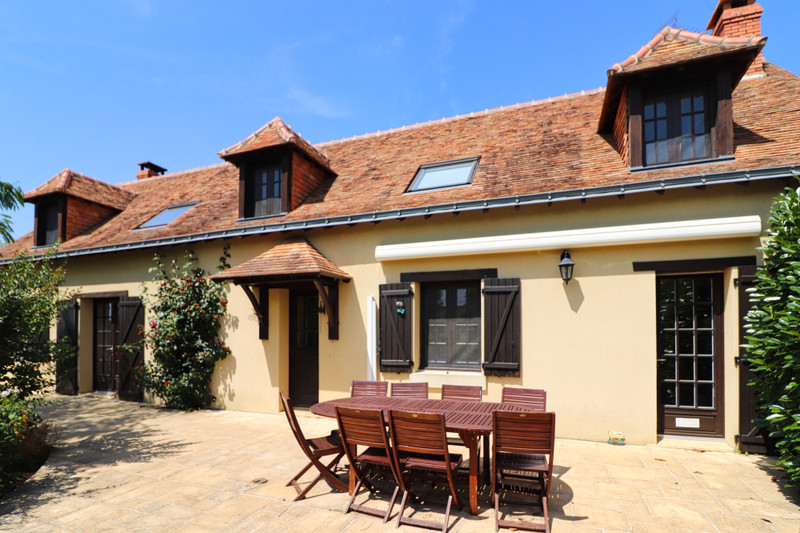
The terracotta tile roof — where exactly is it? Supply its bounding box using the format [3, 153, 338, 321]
[23, 169, 134, 210]
[608, 26, 766, 76]
[211, 238, 351, 282]
[218, 116, 332, 172]
[2, 61, 799, 260]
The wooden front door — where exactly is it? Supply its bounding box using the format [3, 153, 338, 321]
[93, 297, 144, 400]
[289, 290, 319, 407]
[657, 275, 724, 437]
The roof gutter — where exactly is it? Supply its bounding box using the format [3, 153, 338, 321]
[3, 164, 797, 265]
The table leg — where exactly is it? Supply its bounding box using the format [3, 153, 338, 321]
[458, 430, 480, 515]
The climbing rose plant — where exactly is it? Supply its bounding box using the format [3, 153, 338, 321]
[742, 187, 800, 487]
[140, 248, 231, 410]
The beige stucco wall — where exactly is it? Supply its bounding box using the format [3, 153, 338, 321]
[56, 180, 781, 445]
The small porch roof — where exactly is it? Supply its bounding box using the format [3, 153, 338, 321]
[211, 238, 351, 285]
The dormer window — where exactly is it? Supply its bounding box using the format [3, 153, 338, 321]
[240, 157, 286, 219]
[643, 88, 710, 166]
[34, 198, 63, 247]
[250, 162, 282, 217]
[406, 157, 479, 193]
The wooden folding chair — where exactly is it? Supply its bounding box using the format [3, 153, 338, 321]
[441, 384, 482, 401]
[501, 387, 547, 412]
[388, 410, 462, 533]
[391, 382, 429, 398]
[279, 392, 348, 501]
[351, 380, 389, 397]
[335, 406, 401, 522]
[491, 411, 556, 532]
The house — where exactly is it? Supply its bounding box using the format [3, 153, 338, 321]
[2, 0, 798, 448]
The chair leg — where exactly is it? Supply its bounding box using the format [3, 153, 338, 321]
[384, 484, 400, 523]
[441, 494, 452, 533]
[345, 478, 364, 514]
[289, 452, 348, 500]
[494, 491, 500, 533]
[394, 490, 409, 528]
[287, 460, 315, 488]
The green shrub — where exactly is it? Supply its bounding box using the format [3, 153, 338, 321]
[743, 187, 800, 486]
[0, 390, 47, 492]
[0, 248, 71, 399]
[139, 249, 231, 410]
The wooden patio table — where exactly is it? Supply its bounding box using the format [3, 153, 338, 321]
[310, 395, 530, 515]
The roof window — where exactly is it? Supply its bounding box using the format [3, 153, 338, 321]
[137, 202, 197, 229]
[406, 158, 479, 192]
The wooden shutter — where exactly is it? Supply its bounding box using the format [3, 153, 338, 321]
[56, 300, 79, 395]
[483, 278, 521, 377]
[117, 297, 145, 402]
[737, 265, 772, 453]
[379, 283, 413, 373]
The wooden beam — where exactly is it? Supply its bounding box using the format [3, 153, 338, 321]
[240, 284, 266, 336]
[313, 279, 339, 340]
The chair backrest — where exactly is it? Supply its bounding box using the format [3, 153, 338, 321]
[388, 410, 450, 457]
[336, 406, 395, 483]
[441, 384, 482, 402]
[280, 392, 313, 459]
[501, 387, 547, 411]
[390, 382, 429, 398]
[493, 411, 556, 498]
[351, 380, 388, 397]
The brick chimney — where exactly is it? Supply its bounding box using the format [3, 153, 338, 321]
[137, 161, 167, 180]
[707, 0, 764, 76]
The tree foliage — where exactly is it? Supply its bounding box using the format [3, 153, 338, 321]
[743, 187, 800, 486]
[139, 248, 231, 410]
[0, 249, 71, 398]
[0, 181, 24, 244]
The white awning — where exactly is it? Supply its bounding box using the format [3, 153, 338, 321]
[375, 215, 762, 261]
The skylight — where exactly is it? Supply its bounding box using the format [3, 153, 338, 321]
[137, 202, 198, 229]
[406, 157, 479, 192]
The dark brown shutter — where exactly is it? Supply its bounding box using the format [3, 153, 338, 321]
[628, 84, 643, 168]
[715, 69, 733, 157]
[379, 283, 413, 373]
[737, 265, 772, 453]
[117, 296, 144, 402]
[56, 300, 79, 395]
[483, 278, 521, 377]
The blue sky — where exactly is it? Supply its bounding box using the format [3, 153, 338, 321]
[2, 1, 798, 240]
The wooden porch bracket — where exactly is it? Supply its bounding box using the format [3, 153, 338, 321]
[240, 284, 267, 338]
[313, 279, 340, 340]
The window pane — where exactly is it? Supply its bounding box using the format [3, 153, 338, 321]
[659, 305, 675, 329]
[681, 97, 691, 114]
[644, 104, 654, 120]
[681, 138, 693, 160]
[662, 383, 676, 407]
[645, 122, 655, 142]
[694, 94, 704, 112]
[659, 331, 676, 355]
[679, 383, 695, 407]
[410, 159, 477, 191]
[656, 101, 667, 117]
[658, 279, 676, 302]
[656, 119, 667, 139]
[422, 281, 480, 368]
[646, 143, 656, 164]
[695, 278, 712, 302]
[656, 141, 668, 163]
[696, 305, 712, 329]
[138, 203, 198, 229]
[697, 383, 714, 407]
[697, 331, 713, 355]
[678, 331, 694, 354]
[695, 135, 707, 158]
[694, 114, 705, 134]
[677, 279, 693, 304]
[660, 356, 676, 380]
[681, 115, 692, 136]
[677, 305, 693, 328]
[679, 356, 694, 380]
[697, 357, 714, 381]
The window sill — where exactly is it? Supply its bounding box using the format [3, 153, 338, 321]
[409, 369, 485, 389]
[631, 155, 734, 173]
[236, 213, 287, 223]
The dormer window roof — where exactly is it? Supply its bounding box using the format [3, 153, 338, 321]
[137, 202, 198, 230]
[406, 157, 479, 193]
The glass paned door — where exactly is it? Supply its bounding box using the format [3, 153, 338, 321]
[657, 274, 724, 436]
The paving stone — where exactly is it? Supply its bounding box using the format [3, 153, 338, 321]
[0, 395, 796, 533]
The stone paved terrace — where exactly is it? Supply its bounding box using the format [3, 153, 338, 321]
[0, 394, 798, 532]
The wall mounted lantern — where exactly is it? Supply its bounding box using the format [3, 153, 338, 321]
[559, 250, 575, 284]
